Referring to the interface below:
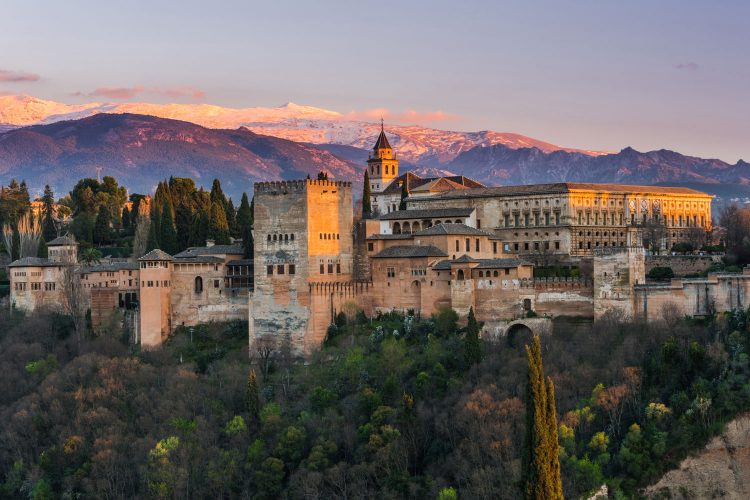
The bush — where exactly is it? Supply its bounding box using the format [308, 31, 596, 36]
[647, 266, 675, 281]
[671, 243, 693, 254]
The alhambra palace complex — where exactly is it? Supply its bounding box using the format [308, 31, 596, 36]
[9, 127, 744, 354]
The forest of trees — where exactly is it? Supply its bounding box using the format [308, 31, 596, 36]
[0, 176, 254, 263]
[0, 303, 748, 499]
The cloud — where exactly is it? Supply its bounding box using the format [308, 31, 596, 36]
[86, 85, 206, 101]
[674, 62, 699, 71]
[0, 69, 40, 82]
[346, 108, 459, 125]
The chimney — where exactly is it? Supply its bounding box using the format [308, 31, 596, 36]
[206, 239, 215, 247]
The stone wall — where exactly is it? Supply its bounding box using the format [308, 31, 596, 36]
[646, 255, 719, 276]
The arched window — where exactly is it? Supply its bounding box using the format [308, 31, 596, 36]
[393, 222, 401, 234]
[493, 270, 499, 277]
[284, 234, 289, 241]
[273, 234, 277, 241]
[478, 271, 484, 277]
[195, 276, 203, 293]
[291, 234, 295, 241]
[457, 269, 465, 281]
[267, 234, 271, 241]
[403, 222, 411, 234]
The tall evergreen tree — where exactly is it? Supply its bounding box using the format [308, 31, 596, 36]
[464, 306, 483, 366]
[237, 193, 254, 258]
[146, 207, 160, 253]
[226, 198, 238, 238]
[522, 335, 563, 500]
[121, 206, 131, 231]
[41, 185, 57, 242]
[37, 237, 48, 258]
[399, 177, 409, 210]
[93, 205, 111, 245]
[159, 201, 179, 255]
[246, 369, 260, 428]
[209, 200, 230, 245]
[362, 171, 372, 218]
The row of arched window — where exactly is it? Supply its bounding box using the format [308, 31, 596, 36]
[267, 233, 295, 242]
[319, 233, 340, 240]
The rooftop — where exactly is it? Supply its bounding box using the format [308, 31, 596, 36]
[8, 257, 61, 268]
[378, 207, 475, 221]
[371, 245, 448, 259]
[414, 223, 490, 237]
[47, 235, 77, 246]
[380, 172, 484, 195]
[418, 182, 712, 200]
[173, 244, 244, 258]
[431, 257, 532, 270]
[138, 249, 173, 261]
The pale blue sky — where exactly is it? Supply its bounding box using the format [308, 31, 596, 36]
[1, 0, 748, 162]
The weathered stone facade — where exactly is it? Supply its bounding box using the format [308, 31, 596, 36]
[250, 179, 353, 354]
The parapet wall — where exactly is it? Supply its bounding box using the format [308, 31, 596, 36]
[253, 179, 352, 194]
[646, 255, 719, 277]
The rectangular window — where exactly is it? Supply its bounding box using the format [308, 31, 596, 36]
[289, 264, 296, 275]
[455, 240, 460, 251]
[267, 265, 273, 276]
[336, 263, 341, 274]
[524, 242, 529, 251]
[475, 238, 480, 252]
[504, 214, 510, 227]
[477, 219, 481, 229]
[465, 238, 470, 252]
[367, 242, 374, 251]
[386, 267, 396, 278]
[320, 264, 325, 274]
[555, 213, 560, 225]
[514, 243, 519, 251]
[524, 214, 530, 226]
[545, 212, 550, 225]
[328, 263, 334, 274]
[214, 279, 220, 288]
[555, 241, 560, 250]
[493, 241, 498, 254]
[514, 214, 520, 227]
[505, 268, 510, 275]
[277, 265, 285, 275]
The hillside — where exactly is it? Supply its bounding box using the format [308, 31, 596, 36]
[0, 113, 359, 197]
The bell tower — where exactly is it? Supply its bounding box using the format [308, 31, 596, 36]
[366, 120, 399, 197]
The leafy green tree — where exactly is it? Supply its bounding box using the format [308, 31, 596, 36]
[464, 306, 483, 366]
[121, 205, 131, 231]
[79, 247, 102, 265]
[93, 205, 111, 245]
[362, 170, 372, 218]
[70, 212, 94, 245]
[522, 334, 563, 499]
[41, 185, 57, 242]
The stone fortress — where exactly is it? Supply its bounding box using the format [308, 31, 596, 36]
[8, 125, 748, 354]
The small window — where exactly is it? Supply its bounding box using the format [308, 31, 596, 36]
[328, 263, 333, 274]
[195, 276, 203, 293]
[336, 263, 341, 274]
[320, 264, 325, 274]
[289, 264, 296, 275]
[368, 242, 374, 251]
[277, 265, 285, 275]
[267, 265, 274, 276]
[214, 279, 220, 288]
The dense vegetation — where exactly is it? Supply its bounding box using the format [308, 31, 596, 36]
[0, 175, 254, 263]
[1, 305, 749, 499]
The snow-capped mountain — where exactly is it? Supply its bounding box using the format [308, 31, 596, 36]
[0, 94, 607, 165]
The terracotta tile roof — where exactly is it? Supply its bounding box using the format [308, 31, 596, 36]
[173, 245, 244, 258]
[8, 257, 61, 268]
[431, 257, 531, 270]
[371, 245, 448, 259]
[47, 235, 77, 246]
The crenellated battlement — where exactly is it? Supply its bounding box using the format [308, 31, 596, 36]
[532, 277, 592, 290]
[253, 179, 352, 194]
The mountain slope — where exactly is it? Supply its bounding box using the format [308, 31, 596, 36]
[0, 94, 607, 165]
[0, 113, 359, 197]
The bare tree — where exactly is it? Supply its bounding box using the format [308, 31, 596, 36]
[60, 265, 88, 344]
[639, 217, 667, 254]
[252, 336, 277, 378]
[686, 227, 708, 251]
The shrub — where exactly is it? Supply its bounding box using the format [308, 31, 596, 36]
[647, 266, 674, 281]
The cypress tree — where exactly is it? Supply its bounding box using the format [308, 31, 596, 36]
[237, 193, 253, 258]
[209, 200, 230, 245]
[37, 237, 48, 258]
[464, 306, 483, 366]
[246, 369, 260, 428]
[362, 170, 372, 218]
[522, 334, 563, 500]
[41, 185, 57, 242]
[121, 206, 131, 231]
[160, 201, 179, 255]
[399, 177, 409, 210]
[146, 208, 160, 253]
[93, 205, 111, 245]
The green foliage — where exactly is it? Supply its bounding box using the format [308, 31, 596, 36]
[671, 242, 693, 254]
[93, 204, 112, 244]
[159, 200, 179, 254]
[464, 306, 482, 366]
[437, 487, 458, 500]
[41, 185, 57, 242]
[37, 237, 48, 258]
[647, 266, 675, 281]
[209, 199, 230, 245]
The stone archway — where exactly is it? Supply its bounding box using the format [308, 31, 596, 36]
[505, 321, 534, 347]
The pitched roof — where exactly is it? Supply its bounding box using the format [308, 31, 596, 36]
[226, 259, 254, 266]
[366, 233, 414, 240]
[414, 223, 489, 236]
[79, 261, 139, 273]
[47, 235, 77, 246]
[378, 207, 475, 221]
[421, 182, 711, 201]
[373, 126, 392, 150]
[173, 255, 224, 264]
[371, 245, 448, 259]
[138, 249, 173, 261]
[8, 257, 61, 268]
[431, 257, 531, 270]
[380, 173, 484, 195]
[453, 254, 478, 263]
[173, 245, 244, 258]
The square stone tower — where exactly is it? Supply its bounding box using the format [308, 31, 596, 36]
[250, 179, 353, 354]
[137, 249, 173, 348]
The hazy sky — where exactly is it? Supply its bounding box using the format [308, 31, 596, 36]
[2, 0, 748, 162]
